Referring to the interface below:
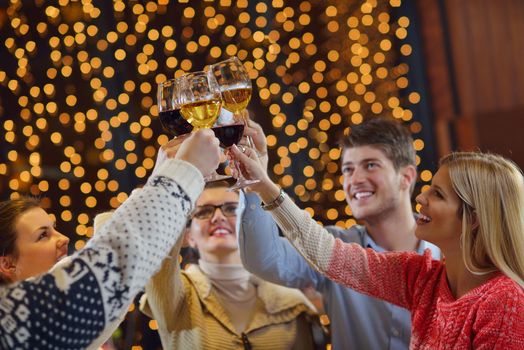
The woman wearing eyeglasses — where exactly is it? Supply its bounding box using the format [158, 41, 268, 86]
[133, 179, 319, 349]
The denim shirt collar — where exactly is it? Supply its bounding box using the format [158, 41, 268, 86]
[360, 223, 440, 258]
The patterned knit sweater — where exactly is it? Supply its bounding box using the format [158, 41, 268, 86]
[269, 195, 524, 350]
[0, 159, 204, 349]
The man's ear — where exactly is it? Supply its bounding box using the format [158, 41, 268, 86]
[399, 165, 417, 191]
[0, 256, 17, 281]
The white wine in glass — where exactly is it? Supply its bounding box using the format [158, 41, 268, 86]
[179, 70, 230, 182]
[209, 57, 252, 120]
[180, 71, 222, 130]
[181, 99, 222, 129]
[221, 86, 252, 114]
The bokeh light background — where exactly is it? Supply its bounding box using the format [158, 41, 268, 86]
[0, 0, 436, 347]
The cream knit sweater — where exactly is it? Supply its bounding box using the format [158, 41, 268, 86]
[140, 237, 318, 349]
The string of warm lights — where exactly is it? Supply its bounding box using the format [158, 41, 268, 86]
[0, 0, 431, 231]
[254, 0, 429, 227]
[0, 1, 432, 346]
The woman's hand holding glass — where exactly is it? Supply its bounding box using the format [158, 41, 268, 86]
[175, 130, 221, 178]
[224, 111, 272, 197]
[229, 144, 281, 203]
[240, 119, 268, 172]
[212, 110, 260, 190]
[152, 130, 221, 179]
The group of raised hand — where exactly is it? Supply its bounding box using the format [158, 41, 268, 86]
[156, 118, 272, 193]
[156, 129, 221, 177]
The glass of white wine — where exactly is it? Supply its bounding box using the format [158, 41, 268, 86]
[209, 57, 259, 189]
[209, 57, 253, 136]
[179, 71, 230, 182]
[180, 71, 223, 130]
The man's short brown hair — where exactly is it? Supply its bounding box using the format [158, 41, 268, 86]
[339, 117, 416, 171]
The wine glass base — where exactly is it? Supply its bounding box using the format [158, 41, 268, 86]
[205, 173, 233, 183]
[228, 178, 260, 191]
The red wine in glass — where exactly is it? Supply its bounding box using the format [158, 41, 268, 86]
[159, 109, 193, 137]
[212, 124, 244, 148]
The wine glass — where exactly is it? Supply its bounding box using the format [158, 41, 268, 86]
[157, 77, 193, 137]
[179, 71, 222, 129]
[180, 71, 232, 182]
[208, 57, 260, 189]
[209, 57, 254, 147]
[212, 110, 259, 190]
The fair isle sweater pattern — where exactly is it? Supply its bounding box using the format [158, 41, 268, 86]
[0, 172, 194, 349]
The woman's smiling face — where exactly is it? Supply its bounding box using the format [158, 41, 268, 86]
[415, 164, 464, 251]
[187, 187, 240, 263]
[12, 207, 70, 281]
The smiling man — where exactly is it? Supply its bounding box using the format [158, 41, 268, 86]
[238, 117, 440, 350]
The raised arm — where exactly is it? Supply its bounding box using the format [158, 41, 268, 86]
[139, 133, 210, 329]
[0, 130, 220, 349]
[231, 144, 434, 310]
[237, 121, 325, 289]
[238, 192, 325, 289]
[91, 209, 189, 344]
[0, 160, 201, 349]
[270, 194, 434, 309]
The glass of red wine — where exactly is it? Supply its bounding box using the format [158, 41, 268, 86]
[212, 110, 260, 190]
[157, 77, 193, 136]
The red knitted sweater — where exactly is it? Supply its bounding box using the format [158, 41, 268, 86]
[327, 239, 524, 349]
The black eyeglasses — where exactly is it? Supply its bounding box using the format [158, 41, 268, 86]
[192, 202, 238, 220]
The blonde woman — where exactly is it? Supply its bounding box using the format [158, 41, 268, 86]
[232, 148, 524, 349]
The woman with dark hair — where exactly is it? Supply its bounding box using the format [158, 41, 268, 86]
[0, 129, 221, 349]
[0, 198, 69, 284]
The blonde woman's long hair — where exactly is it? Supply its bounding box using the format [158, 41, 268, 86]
[440, 152, 524, 288]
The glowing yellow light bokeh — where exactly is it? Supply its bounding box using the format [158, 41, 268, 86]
[0, 2, 426, 310]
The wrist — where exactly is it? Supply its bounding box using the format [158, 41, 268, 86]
[261, 188, 287, 211]
[258, 182, 283, 208]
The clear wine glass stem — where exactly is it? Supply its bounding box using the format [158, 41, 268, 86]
[236, 110, 254, 149]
